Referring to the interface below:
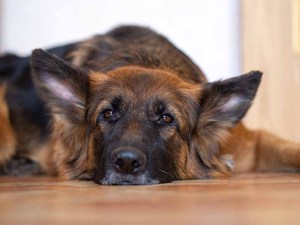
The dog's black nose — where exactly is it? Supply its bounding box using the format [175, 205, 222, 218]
[111, 148, 146, 174]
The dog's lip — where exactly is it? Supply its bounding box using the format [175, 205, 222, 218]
[104, 178, 153, 185]
[97, 173, 161, 185]
[109, 180, 159, 185]
[115, 180, 136, 185]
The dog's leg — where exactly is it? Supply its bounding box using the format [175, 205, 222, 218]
[255, 130, 300, 172]
[220, 123, 300, 173]
[0, 84, 16, 167]
[0, 156, 43, 176]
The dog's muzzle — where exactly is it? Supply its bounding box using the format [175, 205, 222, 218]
[98, 147, 159, 185]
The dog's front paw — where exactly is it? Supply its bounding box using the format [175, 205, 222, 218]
[220, 154, 235, 171]
[206, 154, 235, 178]
[0, 157, 44, 176]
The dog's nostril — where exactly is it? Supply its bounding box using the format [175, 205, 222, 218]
[111, 148, 146, 174]
[115, 158, 124, 168]
[131, 160, 140, 169]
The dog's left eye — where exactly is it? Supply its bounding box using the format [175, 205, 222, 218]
[102, 109, 114, 119]
[161, 114, 174, 124]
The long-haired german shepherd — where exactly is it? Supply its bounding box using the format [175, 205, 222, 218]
[0, 26, 299, 185]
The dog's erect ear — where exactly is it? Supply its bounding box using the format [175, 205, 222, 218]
[31, 49, 90, 179]
[200, 71, 262, 125]
[31, 49, 88, 123]
[190, 71, 262, 177]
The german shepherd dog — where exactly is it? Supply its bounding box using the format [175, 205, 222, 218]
[0, 26, 299, 185]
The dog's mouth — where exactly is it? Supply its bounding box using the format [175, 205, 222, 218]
[94, 172, 163, 185]
[118, 180, 133, 185]
[113, 179, 157, 185]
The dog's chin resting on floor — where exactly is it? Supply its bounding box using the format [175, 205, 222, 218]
[0, 26, 299, 185]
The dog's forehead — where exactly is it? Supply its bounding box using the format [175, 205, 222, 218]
[89, 66, 201, 99]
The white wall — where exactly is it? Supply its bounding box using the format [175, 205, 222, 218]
[0, 0, 241, 81]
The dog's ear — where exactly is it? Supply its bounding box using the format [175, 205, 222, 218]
[200, 71, 262, 125]
[31, 49, 91, 179]
[31, 49, 88, 123]
[191, 71, 262, 177]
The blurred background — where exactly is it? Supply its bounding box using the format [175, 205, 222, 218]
[0, 0, 300, 142]
[0, 0, 241, 81]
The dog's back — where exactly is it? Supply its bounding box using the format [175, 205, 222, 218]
[67, 26, 206, 84]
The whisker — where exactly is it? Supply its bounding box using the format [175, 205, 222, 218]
[159, 169, 174, 179]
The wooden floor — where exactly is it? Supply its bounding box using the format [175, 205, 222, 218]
[1, 173, 300, 225]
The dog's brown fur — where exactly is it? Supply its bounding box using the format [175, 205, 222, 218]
[221, 124, 300, 173]
[0, 85, 16, 165]
[0, 26, 300, 184]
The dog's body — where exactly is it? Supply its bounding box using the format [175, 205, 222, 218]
[0, 26, 299, 184]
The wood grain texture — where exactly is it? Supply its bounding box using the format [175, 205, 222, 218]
[1, 173, 300, 225]
[242, 0, 300, 142]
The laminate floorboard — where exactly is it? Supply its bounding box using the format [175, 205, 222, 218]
[1, 173, 300, 225]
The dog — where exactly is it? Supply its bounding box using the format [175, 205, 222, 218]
[0, 26, 299, 185]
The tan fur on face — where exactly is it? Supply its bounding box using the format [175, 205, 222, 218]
[86, 66, 203, 179]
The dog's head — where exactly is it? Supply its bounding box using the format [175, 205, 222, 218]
[31, 49, 261, 185]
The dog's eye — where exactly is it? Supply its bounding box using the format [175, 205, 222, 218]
[102, 109, 114, 119]
[97, 109, 119, 123]
[161, 114, 174, 124]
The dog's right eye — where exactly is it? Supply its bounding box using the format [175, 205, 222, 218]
[97, 108, 120, 124]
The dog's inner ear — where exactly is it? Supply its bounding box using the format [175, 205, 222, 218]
[200, 71, 262, 125]
[46, 77, 80, 102]
[31, 49, 88, 122]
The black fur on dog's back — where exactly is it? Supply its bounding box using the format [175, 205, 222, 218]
[0, 44, 76, 82]
[0, 44, 76, 157]
[68, 26, 207, 84]
[0, 54, 20, 82]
